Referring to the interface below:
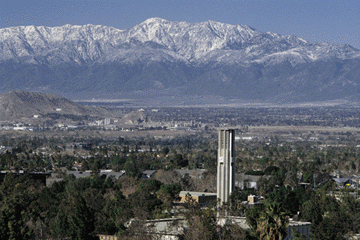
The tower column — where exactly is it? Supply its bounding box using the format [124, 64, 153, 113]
[217, 128, 235, 206]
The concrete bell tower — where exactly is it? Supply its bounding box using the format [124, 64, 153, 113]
[217, 128, 235, 205]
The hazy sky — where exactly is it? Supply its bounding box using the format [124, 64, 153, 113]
[1, 0, 359, 49]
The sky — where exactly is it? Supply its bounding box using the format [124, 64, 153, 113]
[1, 0, 359, 49]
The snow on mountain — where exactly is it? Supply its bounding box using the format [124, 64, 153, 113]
[1, 17, 358, 66]
[0, 18, 360, 104]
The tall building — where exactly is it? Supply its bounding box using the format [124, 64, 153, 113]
[217, 128, 236, 206]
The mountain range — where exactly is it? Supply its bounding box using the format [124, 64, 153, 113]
[1, 17, 360, 105]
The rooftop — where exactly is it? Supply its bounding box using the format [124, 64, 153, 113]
[179, 191, 216, 197]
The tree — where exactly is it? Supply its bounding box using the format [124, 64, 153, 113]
[246, 205, 265, 231]
[138, 179, 162, 193]
[256, 202, 288, 240]
[162, 147, 170, 155]
[103, 190, 130, 236]
[266, 186, 303, 216]
[183, 198, 218, 240]
[51, 208, 70, 238]
[264, 166, 280, 175]
[157, 183, 181, 211]
[128, 189, 163, 220]
[154, 169, 181, 185]
[124, 158, 141, 178]
[171, 153, 188, 168]
[300, 198, 323, 225]
[220, 224, 252, 240]
[0, 193, 34, 239]
[311, 212, 348, 240]
[91, 159, 103, 174]
[0, 174, 44, 239]
[69, 195, 96, 240]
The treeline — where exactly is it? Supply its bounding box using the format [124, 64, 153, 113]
[2, 134, 360, 238]
[1, 171, 359, 239]
[0, 135, 218, 173]
[234, 163, 360, 239]
[2, 134, 360, 189]
[241, 183, 360, 240]
[0, 173, 182, 239]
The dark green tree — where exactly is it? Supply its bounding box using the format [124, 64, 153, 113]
[300, 198, 323, 225]
[69, 195, 96, 240]
[256, 202, 288, 240]
[51, 208, 70, 238]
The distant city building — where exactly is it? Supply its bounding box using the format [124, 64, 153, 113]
[104, 118, 114, 125]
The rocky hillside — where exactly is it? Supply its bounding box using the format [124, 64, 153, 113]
[119, 111, 149, 125]
[0, 91, 106, 120]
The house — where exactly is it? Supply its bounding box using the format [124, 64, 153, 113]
[97, 234, 118, 240]
[179, 191, 217, 206]
[285, 220, 311, 240]
[61, 170, 91, 179]
[145, 218, 187, 239]
[48, 170, 125, 185]
[142, 170, 158, 178]
[236, 174, 265, 190]
[102, 170, 126, 180]
[332, 176, 355, 188]
[123, 218, 188, 240]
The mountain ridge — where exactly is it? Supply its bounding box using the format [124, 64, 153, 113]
[2, 18, 358, 65]
[0, 18, 359, 104]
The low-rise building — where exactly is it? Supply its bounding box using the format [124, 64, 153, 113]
[285, 220, 311, 240]
[236, 174, 265, 190]
[179, 191, 217, 206]
[142, 170, 158, 178]
[123, 217, 310, 240]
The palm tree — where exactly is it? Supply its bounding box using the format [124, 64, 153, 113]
[256, 202, 288, 240]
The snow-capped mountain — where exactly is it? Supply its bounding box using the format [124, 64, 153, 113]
[0, 17, 360, 104]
